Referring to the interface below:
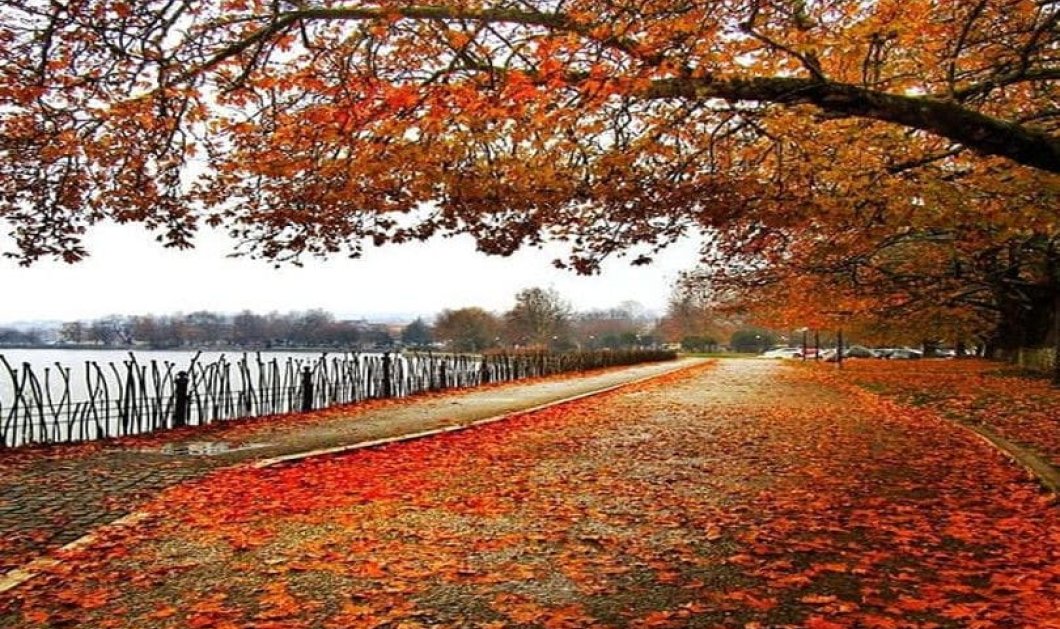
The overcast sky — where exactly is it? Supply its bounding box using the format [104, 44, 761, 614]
[0, 223, 701, 324]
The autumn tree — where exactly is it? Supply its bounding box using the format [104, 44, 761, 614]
[656, 288, 738, 345]
[503, 287, 572, 348]
[1, 0, 1057, 266]
[3, 1, 1059, 366]
[434, 308, 500, 352]
[685, 214, 1057, 356]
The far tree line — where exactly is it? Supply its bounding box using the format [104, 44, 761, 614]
[0, 288, 676, 353]
[1, 283, 967, 355]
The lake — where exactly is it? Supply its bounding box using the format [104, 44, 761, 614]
[0, 348, 402, 447]
[0, 348, 492, 447]
[0, 347, 348, 402]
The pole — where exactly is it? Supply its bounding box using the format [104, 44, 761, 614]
[801, 329, 808, 361]
[382, 352, 393, 398]
[300, 366, 313, 412]
[172, 371, 189, 427]
[837, 328, 844, 369]
[814, 330, 820, 361]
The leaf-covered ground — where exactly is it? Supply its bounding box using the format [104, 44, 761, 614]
[0, 361, 687, 573]
[816, 359, 1060, 468]
[1, 360, 1056, 628]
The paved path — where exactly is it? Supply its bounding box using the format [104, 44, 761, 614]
[0, 358, 701, 572]
[3, 358, 1055, 628]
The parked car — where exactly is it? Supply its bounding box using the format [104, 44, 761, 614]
[887, 348, 923, 359]
[845, 345, 879, 358]
[820, 345, 878, 362]
[760, 347, 803, 359]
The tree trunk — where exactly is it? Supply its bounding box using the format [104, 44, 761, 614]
[985, 283, 1053, 358]
[1052, 285, 1059, 387]
[1050, 248, 1060, 387]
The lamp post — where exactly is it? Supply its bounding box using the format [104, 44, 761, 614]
[822, 310, 854, 369]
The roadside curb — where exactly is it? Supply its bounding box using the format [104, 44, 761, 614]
[0, 512, 152, 594]
[960, 422, 1060, 496]
[0, 359, 705, 595]
[848, 381, 1060, 498]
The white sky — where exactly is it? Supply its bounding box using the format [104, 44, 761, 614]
[0, 223, 701, 324]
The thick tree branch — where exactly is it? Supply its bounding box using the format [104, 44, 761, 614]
[645, 76, 1060, 173]
[171, 4, 1060, 174]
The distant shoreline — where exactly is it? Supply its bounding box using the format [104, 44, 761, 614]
[0, 344, 391, 353]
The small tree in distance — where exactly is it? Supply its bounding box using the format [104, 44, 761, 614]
[401, 318, 434, 349]
[434, 308, 501, 353]
[730, 328, 777, 354]
[681, 336, 718, 353]
[504, 288, 572, 349]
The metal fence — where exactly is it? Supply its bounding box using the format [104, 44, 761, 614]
[0, 349, 675, 448]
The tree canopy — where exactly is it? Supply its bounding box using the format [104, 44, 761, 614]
[2, 0, 1057, 270]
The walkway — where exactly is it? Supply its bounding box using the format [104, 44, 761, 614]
[2, 358, 1054, 627]
[0, 358, 701, 573]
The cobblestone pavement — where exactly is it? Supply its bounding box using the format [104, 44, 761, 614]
[0, 453, 223, 571]
[0, 358, 701, 573]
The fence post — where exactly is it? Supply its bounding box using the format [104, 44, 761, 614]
[172, 371, 189, 428]
[428, 352, 437, 391]
[439, 360, 448, 390]
[301, 366, 314, 412]
[382, 352, 393, 398]
[836, 328, 844, 369]
[480, 356, 491, 384]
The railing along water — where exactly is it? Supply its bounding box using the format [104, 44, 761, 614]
[0, 349, 675, 448]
